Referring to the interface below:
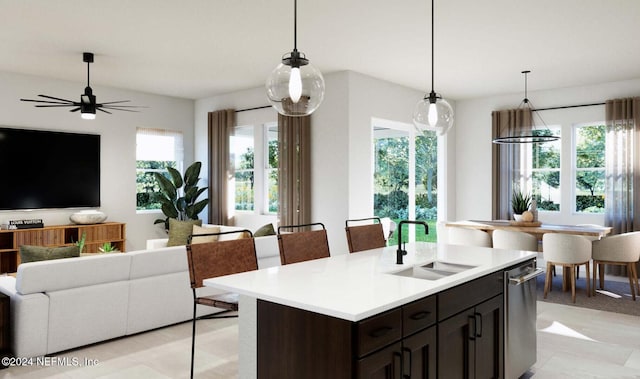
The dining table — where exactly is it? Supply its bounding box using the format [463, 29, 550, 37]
[444, 219, 612, 241]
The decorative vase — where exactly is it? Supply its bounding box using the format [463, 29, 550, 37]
[70, 210, 107, 225]
[513, 214, 524, 222]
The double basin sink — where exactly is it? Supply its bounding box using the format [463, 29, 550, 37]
[391, 261, 477, 281]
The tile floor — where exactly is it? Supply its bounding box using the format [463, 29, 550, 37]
[2, 302, 640, 378]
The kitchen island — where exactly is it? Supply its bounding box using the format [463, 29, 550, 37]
[204, 242, 537, 378]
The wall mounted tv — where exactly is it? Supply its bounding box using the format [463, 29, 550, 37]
[0, 127, 100, 210]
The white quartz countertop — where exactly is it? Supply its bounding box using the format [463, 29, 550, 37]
[204, 242, 537, 321]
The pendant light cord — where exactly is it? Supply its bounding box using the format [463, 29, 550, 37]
[431, 0, 434, 94]
[87, 60, 91, 87]
[293, 0, 298, 52]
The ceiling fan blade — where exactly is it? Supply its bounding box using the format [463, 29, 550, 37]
[97, 108, 112, 114]
[35, 104, 75, 108]
[70, 108, 81, 112]
[100, 104, 148, 108]
[38, 94, 75, 103]
[20, 98, 75, 105]
[99, 100, 131, 105]
[100, 106, 139, 112]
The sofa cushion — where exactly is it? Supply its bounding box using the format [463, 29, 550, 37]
[254, 223, 276, 237]
[16, 253, 131, 295]
[19, 245, 80, 264]
[128, 246, 189, 279]
[167, 218, 202, 246]
[191, 225, 221, 244]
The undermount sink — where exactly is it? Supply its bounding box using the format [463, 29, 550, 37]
[391, 261, 477, 280]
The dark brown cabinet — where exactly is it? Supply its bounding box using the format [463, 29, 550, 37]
[257, 271, 505, 379]
[356, 323, 437, 379]
[438, 295, 503, 379]
[437, 270, 504, 379]
[258, 295, 437, 379]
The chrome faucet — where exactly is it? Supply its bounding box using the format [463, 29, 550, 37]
[396, 220, 429, 264]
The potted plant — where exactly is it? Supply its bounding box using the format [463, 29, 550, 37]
[154, 161, 208, 230]
[511, 189, 531, 221]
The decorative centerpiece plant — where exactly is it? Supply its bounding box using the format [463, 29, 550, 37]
[154, 161, 208, 230]
[511, 189, 531, 218]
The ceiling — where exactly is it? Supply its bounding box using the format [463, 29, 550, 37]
[2, 0, 639, 101]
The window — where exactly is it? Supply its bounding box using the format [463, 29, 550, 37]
[574, 124, 605, 213]
[372, 119, 438, 243]
[531, 127, 561, 211]
[230, 122, 278, 214]
[136, 128, 183, 211]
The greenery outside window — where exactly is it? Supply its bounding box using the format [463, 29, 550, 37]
[373, 119, 438, 243]
[136, 128, 183, 211]
[230, 122, 278, 214]
[531, 128, 561, 211]
[574, 123, 605, 213]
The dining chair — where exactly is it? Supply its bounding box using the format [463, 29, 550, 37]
[277, 222, 330, 265]
[542, 233, 591, 303]
[345, 217, 387, 253]
[186, 230, 258, 379]
[447, 227, 492, 248]
[492, 229, 538, 251]
[591, 231, 640, 300]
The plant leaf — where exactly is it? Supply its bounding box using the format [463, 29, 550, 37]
[184, 162, 201, 187]
[167, 167, 183, 188]
[191, 199, 208, 216]
[161, 203, 179, 219]
[154, 173, 177, 200]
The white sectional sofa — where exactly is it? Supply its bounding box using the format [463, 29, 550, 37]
[0, 225, 280, 358]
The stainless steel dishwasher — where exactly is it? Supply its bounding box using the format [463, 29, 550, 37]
[504, 260, 544, 379]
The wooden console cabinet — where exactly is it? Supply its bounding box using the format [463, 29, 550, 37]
[0, 222, 126, 273]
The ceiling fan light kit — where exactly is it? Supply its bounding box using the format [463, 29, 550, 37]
[413, 0, 454, 136]
[20, 52, 145, 120]
[492, 70, 560, 144]
[265, 0, 325, 117]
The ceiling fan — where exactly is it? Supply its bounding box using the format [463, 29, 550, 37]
[20, 52, 145, 120]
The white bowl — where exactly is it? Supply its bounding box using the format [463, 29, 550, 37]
[70, 210, 107, 224]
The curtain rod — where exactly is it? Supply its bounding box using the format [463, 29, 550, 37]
[235, 105, 271, 113]
[533, 102, 605, 112]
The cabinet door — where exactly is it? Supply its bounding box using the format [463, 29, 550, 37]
[403, 326, 437, 378]
[356, 342, 402, 379]
[474, 295, 504, 379]
[437, 310, 476, 379]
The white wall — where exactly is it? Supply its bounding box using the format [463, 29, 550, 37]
[195, 70, 455, 254]
[0, 71, 194, 250]
[454, 78, 640, 225]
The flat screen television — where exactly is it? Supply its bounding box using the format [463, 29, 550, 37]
[0, 127, 100, 210]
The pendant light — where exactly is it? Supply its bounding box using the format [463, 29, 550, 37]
[266, 0, 325, 117]
[413, 0, 454, 136]
[492, 70, 561, 144]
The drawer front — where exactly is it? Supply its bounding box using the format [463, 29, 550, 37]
[356, 308, 402, 357]
[438, 271, 503, 321]
[402, 295, 436, 336]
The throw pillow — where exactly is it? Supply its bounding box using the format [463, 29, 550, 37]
[167, 218, 203, 246]
[254, 223, 276, 237]
[191, 225, 221, 244]
[218, 230, 252, 241]
[20, 245, 80, 264]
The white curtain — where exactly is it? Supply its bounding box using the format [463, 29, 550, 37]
[604, 97, 640, 276]
[604, 97, 640, 234]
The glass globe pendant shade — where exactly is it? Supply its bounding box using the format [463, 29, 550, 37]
[413, 93, 454, 136]
[266, 52, 325, 117]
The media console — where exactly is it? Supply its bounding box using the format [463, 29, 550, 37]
[0, 222, 126, 273]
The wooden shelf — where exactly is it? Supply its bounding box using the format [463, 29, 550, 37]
[0, 222, 126, 273]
